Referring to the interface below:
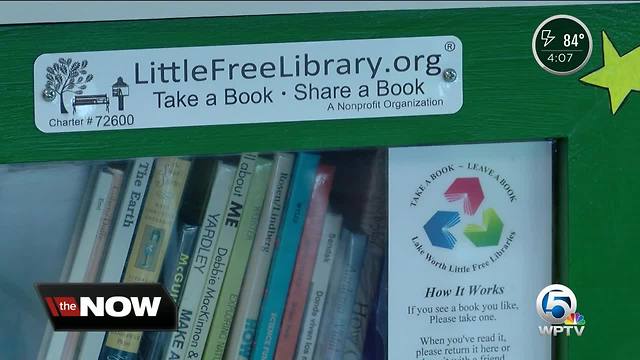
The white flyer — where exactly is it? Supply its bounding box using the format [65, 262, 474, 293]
[388, 141, 552, 360]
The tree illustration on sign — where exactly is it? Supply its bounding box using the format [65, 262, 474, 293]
[45, 58, 93, 114]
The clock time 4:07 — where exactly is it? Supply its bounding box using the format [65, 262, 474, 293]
[546, 52, 574, 63]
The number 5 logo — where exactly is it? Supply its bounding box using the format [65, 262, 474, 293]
[536, 284, 577, 324]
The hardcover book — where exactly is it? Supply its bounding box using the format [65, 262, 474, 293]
[225, 153, 295, 360]
[82, 168, 125, 283]
[295, 210, 343, 360]
[203, 157, 273, 360]
[363, 257, 388, 360]
[343, 246, 384, 360]
[344, 150, 387, 359]
[46, 167, 122, 360]
[64, 169, 117, 283]
[142, 158, 217, 360]
[93, 160, 154, 286]
[139, 223, 199, 360]
[316, 230, 368, 360]
[63, 166, 125, 360]
[250, 153, 320, 360]
[82, 160, 154, 322]
[275, 164, 336, 359]
[101, 157, 192, 360]
[183, 153, 258, 360]
[164, 161, 236, 360]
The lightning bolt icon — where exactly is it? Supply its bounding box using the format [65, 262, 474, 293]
[540, 30, 555, 47]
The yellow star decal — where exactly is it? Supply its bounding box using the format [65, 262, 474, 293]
[580, 31, 640, 114]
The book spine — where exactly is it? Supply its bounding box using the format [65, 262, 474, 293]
[203, 157, 273, 360]
[102, 159, 155, 281]
[77, 158, 154, 360]
[62, 167, 125, 360]
[163, 162, 236, 360]
[316, 230, 368, 360]
[140, 223, 200, 360]
[225, 153, 295, 360]
[184, 153, 258, 360]
[65, 169, 115, 282]
[83, 167, 125, 282]
[101, 157, 192, 360]
[250, 153, 320, 360]
[45, 169, 114, 360]
[343, 246, 384, 360]
[275, 165, 336, 359]
[295, 211, 343, 360]
[168, 224, 200, 301]
[314, 229, 348, 360]
[345, 150, 387, 360]
[370, 256, 388, 360]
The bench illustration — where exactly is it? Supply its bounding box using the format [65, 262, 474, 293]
[72, 94, 109, 114]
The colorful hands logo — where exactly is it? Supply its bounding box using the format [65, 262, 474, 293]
[423, 177, 504, 249]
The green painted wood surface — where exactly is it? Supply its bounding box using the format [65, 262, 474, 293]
[1, 3, 639, 359]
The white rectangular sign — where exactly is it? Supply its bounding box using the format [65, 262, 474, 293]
[388, 142, 552, 360]
[33, 36, 462, 133]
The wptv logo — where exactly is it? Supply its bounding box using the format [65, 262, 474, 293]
[36, 283, 176, 331]
[536, 284, 586, 337]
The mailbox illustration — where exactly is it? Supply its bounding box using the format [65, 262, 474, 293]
[112, 76, 129, 111]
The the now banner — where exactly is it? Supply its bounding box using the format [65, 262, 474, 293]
[36, 283, 176, 331]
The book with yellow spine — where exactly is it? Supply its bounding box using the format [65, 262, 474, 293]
[225, 153, 295, 360]
[203, 157, 273, 360]
[100, 157, 192, 360]
[182, 153, 258, 359]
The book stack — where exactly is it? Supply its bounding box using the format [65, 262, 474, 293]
[37, 150, 388, 360]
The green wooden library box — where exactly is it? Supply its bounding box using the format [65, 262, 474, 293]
[1, 3, 638, 360]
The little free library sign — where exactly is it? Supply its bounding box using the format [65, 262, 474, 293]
[33, 36, 462, 133]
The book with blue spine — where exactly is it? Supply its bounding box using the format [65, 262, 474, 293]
[138, 223, 198, 360]
[140, 158, 219, 360]
[343, 149, 387, 360]
[275, 164, 336, 359]
[163, 161, 236, 360]
[363, 256, 388, 360]
[250, 152, 320, 360]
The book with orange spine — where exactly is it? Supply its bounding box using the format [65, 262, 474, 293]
[274, 164, 335, 359]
